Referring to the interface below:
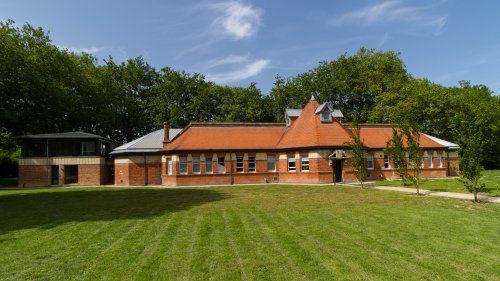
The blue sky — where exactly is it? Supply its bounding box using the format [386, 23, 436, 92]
[1, 0, 500, 95]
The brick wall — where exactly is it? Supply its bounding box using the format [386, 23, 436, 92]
[19, 163, 109, 187]
[78, 164, 105, 185]
[115, 157, 162, 186]
[18, 165, 50, 187]
[115, 163, 130, 186]
[159, 149, 458, 186]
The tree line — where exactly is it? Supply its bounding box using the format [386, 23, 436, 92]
[1, 20, 499, 177]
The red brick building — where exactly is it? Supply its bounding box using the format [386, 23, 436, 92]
[112, 128, 181, 186]
[17, 132, 118, 187]
[158, 96, 459, 186]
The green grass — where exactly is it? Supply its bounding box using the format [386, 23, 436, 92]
[0, 177, 17, 187]
[0, 185, 499, 280]
[373, 169, 500, 197]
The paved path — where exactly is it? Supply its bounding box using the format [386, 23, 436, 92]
[347, 184, 500, 203]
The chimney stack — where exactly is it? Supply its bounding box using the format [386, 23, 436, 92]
[163, 121, 170, 144]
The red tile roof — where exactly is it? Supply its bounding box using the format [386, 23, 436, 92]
[357, 126, 446, 149]
[163, 99, 448, 152]
[276, 99, 353, 149]
[162, 123, 286, 151]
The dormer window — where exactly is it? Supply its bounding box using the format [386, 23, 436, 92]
[321, 111, 332, 123]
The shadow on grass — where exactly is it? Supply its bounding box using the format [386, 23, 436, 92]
[0, 188, 231, 236]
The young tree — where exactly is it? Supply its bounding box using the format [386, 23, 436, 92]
[386, 128, 409, 184]
[456, 135, 485, 203]
[345, 123, 367, 188]
[404, 128, 423, 195]
[448, 82, 498, 202]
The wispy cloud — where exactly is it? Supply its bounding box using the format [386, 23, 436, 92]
[57, 45, 104, 54]
[204, 54, 249, 68]
[205, 56, 270, 84]
[208, 1, 263, 40]
[330, 0, 446, 35]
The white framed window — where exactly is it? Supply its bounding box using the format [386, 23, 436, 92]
[288, 157, 296, 172]
[384, 155, 390, 169]
[438, 155, 443, 168]
[367, 155, 374, 170]
[218, 157, 225, 174]
[248, 156, 256, 172]
[267, 156, 276, 172]
[236, 156, 244, 172]
[192, 157, 200, 174]
[179, 157, 188, 174]
[167, 159, 172, 175]
[428, 154, 434, 168]
[206, 159, 213, 173]
[421, 157, 425, 168]
[300, 156, 309, 171]
[320, 111, 332, 123]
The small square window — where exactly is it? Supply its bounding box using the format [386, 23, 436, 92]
[321, 112, 332, 123]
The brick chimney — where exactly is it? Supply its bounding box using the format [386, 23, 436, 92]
[163, 121, 170, 144]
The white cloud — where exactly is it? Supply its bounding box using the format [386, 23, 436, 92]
[209, 1, 263, 40]
[330, 1, 446, 35]
[57, 45, 104, 54]
[205, 58, 270, 84]
[205, 54, 249, 68]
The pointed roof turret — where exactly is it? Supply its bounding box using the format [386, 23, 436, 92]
[276, 97, 352, 149]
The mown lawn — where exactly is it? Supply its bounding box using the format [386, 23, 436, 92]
[374, 169, 500, 197]
[0, 185, 499, 280]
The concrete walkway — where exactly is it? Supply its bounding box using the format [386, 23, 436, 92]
[347, 184, 500, 203]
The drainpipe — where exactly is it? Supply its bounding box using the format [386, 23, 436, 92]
[446, 150, 450, 177]
[144, 153, 148, 186]
[230, 153, 234, 185]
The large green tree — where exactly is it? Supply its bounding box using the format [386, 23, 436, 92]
[269, 48, 410, 122]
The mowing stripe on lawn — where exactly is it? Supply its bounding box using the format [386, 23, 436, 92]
[131, 213, 178, 278]
[222, 210, 250, 281]
[152, 210, 198, 279]
[79, 218, 150, 280]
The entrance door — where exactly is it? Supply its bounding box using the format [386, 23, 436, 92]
[65, 165, 78, 185]
[334, 160, 342, 182]
[51, 165, 59, 185]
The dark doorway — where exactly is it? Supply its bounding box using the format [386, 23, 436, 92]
[334, 160, 342, 182]
[65, 165, 78, 185]
[51, 165, 59, 185]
